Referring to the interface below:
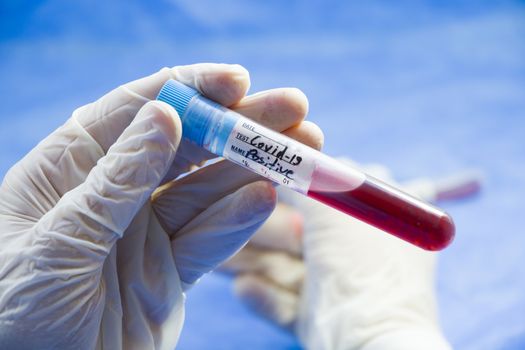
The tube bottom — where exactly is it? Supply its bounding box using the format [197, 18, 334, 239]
[307, 176, 455, 251]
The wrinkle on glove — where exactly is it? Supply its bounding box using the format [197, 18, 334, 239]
[0, 117, 103, 226]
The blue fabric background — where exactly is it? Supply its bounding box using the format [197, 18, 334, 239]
[1, 1, 524, 348]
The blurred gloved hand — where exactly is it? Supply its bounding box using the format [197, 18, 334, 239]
[222, 160, 453, 350]
[0, 63, 323, 350]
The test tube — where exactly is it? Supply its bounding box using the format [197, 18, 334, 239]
[157, 79, 455, 251]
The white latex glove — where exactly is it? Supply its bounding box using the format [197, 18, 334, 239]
[222, 160, 457, 350]
[0, 63, 323, 350]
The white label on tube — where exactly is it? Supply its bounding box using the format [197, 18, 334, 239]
[223, 117, 315, 194]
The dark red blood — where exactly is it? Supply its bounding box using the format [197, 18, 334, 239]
[307, 178, 455, 251]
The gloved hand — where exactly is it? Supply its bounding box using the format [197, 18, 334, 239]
[222, 160, 454, 350]
[0, 63, 323, 350]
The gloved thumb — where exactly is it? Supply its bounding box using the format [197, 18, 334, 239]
[234, 274, 299, 331]
[35, 101, 181, 264]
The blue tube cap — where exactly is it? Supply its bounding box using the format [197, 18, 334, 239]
[157, 79, 216, 147]
[157, 79, 198, 117]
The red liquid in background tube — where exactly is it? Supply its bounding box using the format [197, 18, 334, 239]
[307, 177, 455, 251]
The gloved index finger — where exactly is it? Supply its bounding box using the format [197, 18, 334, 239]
[249, 203, 304, 256]
[81, 63, 251, 153]
[123, 63, 251, 107]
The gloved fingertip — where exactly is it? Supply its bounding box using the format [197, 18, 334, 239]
[228, 64, 251, 90]
[173, 63, 251, 106]
[284, 87, 309, 118]
[229, 63, 250, 76]
[204, 65, 251, 106]
[234, 274, 265, 304]
[234, 274, 298, 329]
[239, 181, 277, 220]
[136, 100, 182, 149]
[298, 121, 324, 150]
